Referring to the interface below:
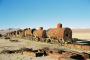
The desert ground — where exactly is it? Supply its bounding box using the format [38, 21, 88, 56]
[0, 38, 74, 60]
[0, 38, 90, 60]
[72, 29, 90, 40]
[0, 38, 59, 60]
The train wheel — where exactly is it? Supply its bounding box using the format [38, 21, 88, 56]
[35, 38, 39, 42]
[58, 39, 65, 46]
[46, 38, 51, 43]
[32, 37, 35, 41]
[51, 39, 55, 44]
[53, 40, 58, 44]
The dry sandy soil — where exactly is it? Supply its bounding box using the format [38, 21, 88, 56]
[0, 38, 72, 60]
[0, 38, 90, 60]
[2, 38, 90, 60]
[72, 29, 90, 40]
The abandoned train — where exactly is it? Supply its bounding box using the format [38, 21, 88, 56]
[6, 23, 72, 44]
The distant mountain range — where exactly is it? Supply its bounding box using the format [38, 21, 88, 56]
[72, 29, 90, 33]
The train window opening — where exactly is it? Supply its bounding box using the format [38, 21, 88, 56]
[66, 34, 68, 37]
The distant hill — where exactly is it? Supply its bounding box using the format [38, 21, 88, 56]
[72, 29, 90, 33]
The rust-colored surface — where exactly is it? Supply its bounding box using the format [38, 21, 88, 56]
[33, 27, 46, 38]
[57, 23, 62, 28]
[47, 28, 64, 40]
[24, 28, 33, 37]
[47, 24, 72, 41]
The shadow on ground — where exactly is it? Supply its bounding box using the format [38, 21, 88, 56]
[73, 38, 90, 46]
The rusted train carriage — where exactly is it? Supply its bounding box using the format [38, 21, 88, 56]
[33, 27, 47, 41]
[22, 28, 36, 39]
[47, 23, 72, 43]
[6, 31, 16, 37]
[6, 29, 23, 38]
[23, 28, 33, 37]
[15, 29, 23, 38]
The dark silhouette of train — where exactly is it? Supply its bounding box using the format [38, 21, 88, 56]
[6, 23, 72, 44]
